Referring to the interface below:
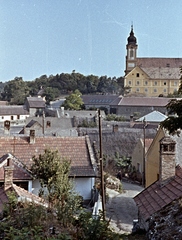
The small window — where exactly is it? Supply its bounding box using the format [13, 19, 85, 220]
[164, 82, 166, 85]
[174, 81, 177, 86]
[163, 89, 167, 92]
[46, 121, 51, 128]
[154, 81, 157, 86]
[17, 115, 20, 120]
[154, 89, 157, 93]
[145, 81, 148, 85]
[128, 81, 132, 85]
[136, 73, 140, 77]
[145, 89, 148, 92]
[136, 88, 140, 92]
[11, 116, 14, 120]
[136, 81, 140, 85]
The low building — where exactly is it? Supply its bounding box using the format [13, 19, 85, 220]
[134, 136, 182, 232]
[0, 106, 29, 123]
[24, 97, 45, 117]
[0, 134, 97, 202]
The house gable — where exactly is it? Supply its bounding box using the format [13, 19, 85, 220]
[134, 165, 182, 225]
[145, 127, 165, 187]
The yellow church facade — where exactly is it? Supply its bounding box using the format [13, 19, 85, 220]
[124, 26, 182, 97]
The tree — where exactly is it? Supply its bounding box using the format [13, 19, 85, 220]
[160, 98, 182, 135]
[43, 87, 60, 105]
[61, 89, 84, 110]
[2, 77, 30, 104]
[160, 67, 182, 135]
[30, 148, 80, 226]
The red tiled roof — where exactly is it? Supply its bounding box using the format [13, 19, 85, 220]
[0, 184, 48, 212]
[0, 136, 96, 178]
[26, 97, 45, 108]
[137, 58, 182, 68]
[0, 106, 29, 115]
[118, 97, 171, 107]
[12, 184, 47, 206]
[134, 165, 182, 221]
[82, 95, 119, 105]
[0, 154, 32, 181]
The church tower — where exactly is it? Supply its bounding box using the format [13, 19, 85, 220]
[125, 25, 138, 75]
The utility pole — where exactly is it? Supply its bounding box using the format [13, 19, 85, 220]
[142, 118, 147, 187]
[98, 109, 106, 221]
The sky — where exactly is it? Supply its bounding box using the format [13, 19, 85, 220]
[0, 0, 182, 82]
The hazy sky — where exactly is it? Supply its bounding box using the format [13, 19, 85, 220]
[0, 0, 182, 82]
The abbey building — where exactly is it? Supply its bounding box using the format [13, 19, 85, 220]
[124, 26, 182, 97]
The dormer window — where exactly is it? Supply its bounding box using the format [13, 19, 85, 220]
[136, 73, 140, 77]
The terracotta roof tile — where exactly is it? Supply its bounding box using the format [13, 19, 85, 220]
[0, 136, 96, 179]
[0, 106, 29, 115]
[134, 165, 182, 221]
[118, 97, 172, 107]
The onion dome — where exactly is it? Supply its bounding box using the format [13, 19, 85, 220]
[127, 25, 137, 44]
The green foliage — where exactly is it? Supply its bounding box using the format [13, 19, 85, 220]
[30, 148, 80, 227]
[1, 77, 30, 105]
[75, 211, 121, 240]
[160, 98, 182, 135]
[106, 114, 126, 122]
[61, 89, 84, 110]
[3, 191, 18, 217]
[114, 153, 131, 169]
[0, 72, 125, 105]
[78, 119, 97, 128]
[43, 87, 60, 105]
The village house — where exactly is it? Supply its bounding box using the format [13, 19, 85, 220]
[110, 97, 171, 120]
[145, 127, 182, 187]
[0, 105, 29, 123]
[0, 158, 47, 212]
[24, 96, 45, 117]
[134, 136, 182, 232]
[0, 133, 97, 202]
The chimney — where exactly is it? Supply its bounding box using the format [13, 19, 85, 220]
[4, 120, 10, 135]
[130, 115, 134, 128]
[159, 136, 176, 186]
[30, 129, 35, 144]
[4, 158, 14, 190]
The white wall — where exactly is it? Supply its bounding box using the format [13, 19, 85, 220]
[31, 177, 95, 200]
[0, 114, 29, 122]
[74, 177, 95, 200]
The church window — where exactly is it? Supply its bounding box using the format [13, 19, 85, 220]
[154, 81, 157, 86]
[128, 81, 132, 85]
[136, 88, 140, 92]
[136, 81, 140, 85]
[136, 73, 140, 77]
[145, 81, 148, 85]
[130, 49, 134, 58]
[164, 82, 166, 85]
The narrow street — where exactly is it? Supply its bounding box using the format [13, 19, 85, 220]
[106, 181, 143, 234]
